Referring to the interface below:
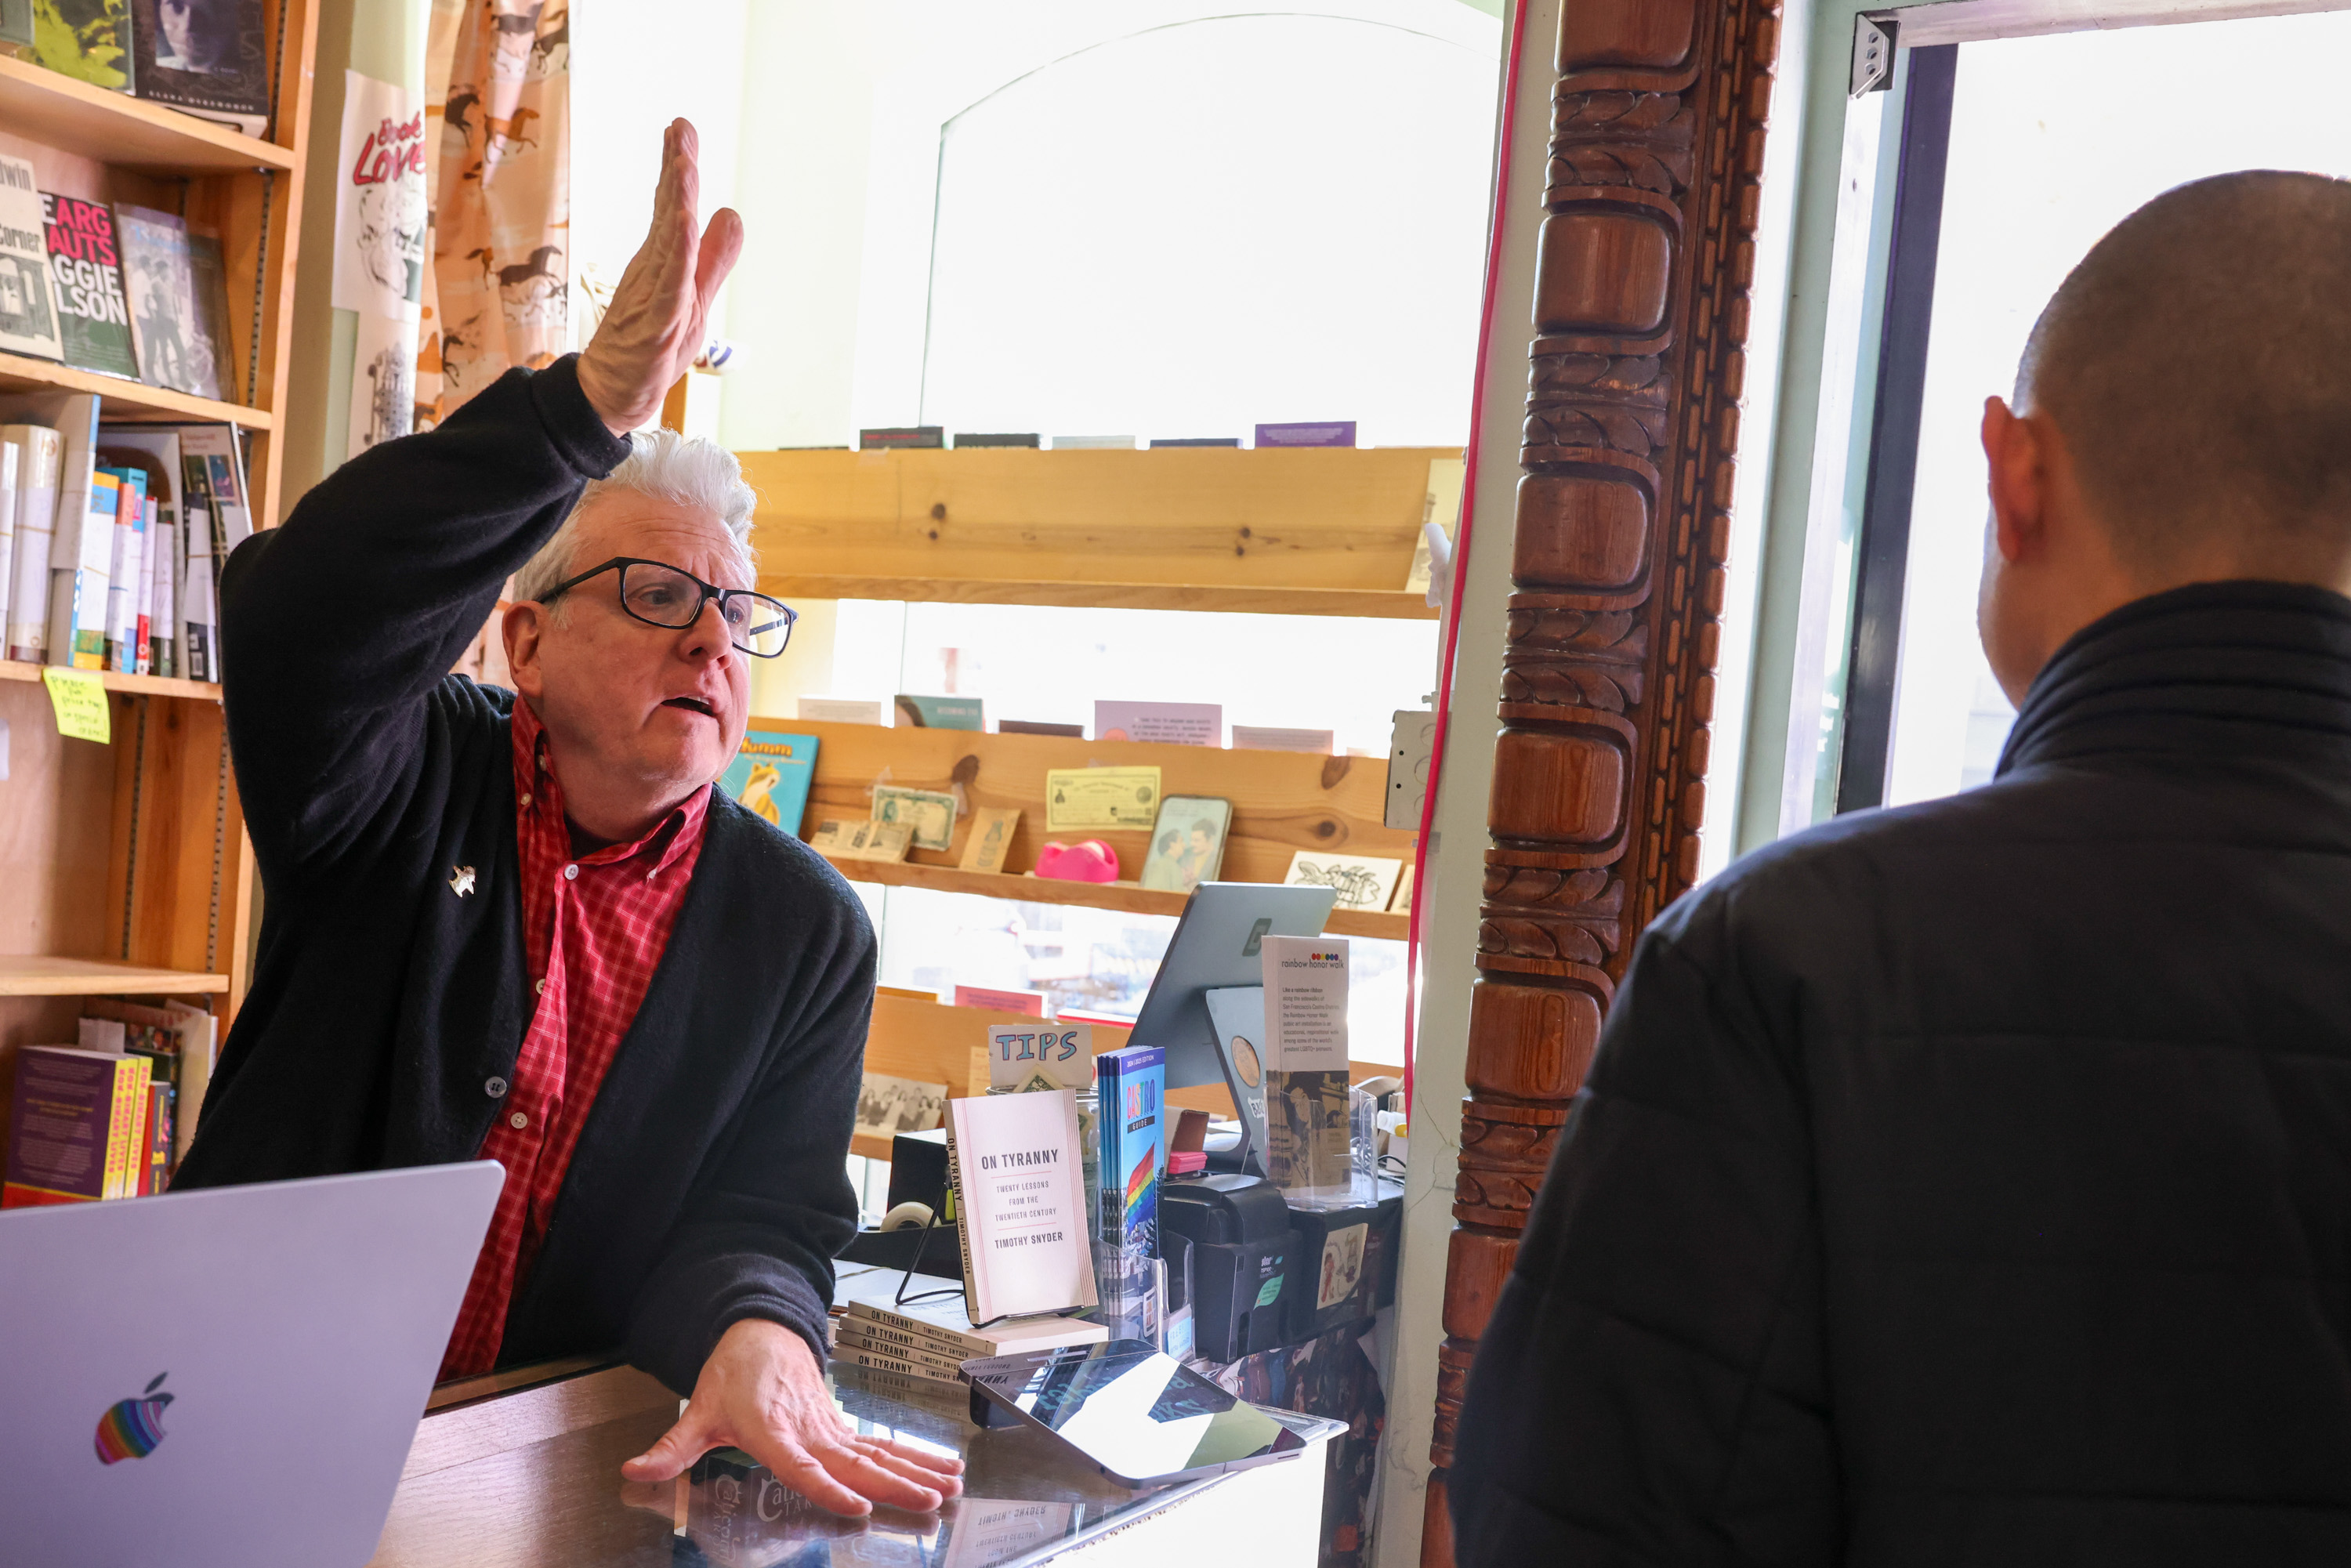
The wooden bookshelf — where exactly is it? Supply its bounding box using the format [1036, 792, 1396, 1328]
[0, 659, 221, 702]
[0, 2, 319, 1166]
[0, 956, 231, 997]
[0, 53, 299, 175]
[819, 854, 1409, 942]
[0, 350, 277, 428]
[737, 446, 1451, 620]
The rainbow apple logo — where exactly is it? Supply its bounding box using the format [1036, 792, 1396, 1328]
[94, 1374, 172, 1464]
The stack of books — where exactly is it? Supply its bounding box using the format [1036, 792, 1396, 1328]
[1, 1000, 216, 1208]
[828, 1294, 1108, 1390]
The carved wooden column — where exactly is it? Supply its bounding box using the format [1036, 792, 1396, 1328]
[1422, 0, 1781, 1559]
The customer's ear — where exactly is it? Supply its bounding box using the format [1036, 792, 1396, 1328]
[502, 601, 549, 698]
[1982, 396, 2049, 565]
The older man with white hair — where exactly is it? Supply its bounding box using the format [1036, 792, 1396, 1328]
[174, 121, 962, 1518]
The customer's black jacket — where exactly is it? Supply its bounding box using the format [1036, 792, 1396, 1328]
[1454, 583, 2351, 1564]
[173, 356, 871, 1395]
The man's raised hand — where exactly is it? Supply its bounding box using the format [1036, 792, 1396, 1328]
[577, 119, 744, 437]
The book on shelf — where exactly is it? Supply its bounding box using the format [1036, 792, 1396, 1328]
[0, 440, 15, 666]
[115, 205, 226, 404]
[718, 729, 817, 837]
[128, 0, 271, 138]
[25, 0, 130, 90]
[136, 1081, 173, 1196]
[184, 234, 237, 405]
[40, 193, 138, 382]
[97, 429, 184, 679]
[2, 1045, 151, 1208]
[96, 462, 147, 674]
[82, 995, 210, 1177]
[52, 464, 117, 668]
[2, 422, 62, 662]
[0, 155, 64, 362]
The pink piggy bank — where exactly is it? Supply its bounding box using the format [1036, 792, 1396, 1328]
[1034, 840, 1121, 883]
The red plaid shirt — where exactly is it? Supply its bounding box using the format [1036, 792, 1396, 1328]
[439, 699, 711, 1379]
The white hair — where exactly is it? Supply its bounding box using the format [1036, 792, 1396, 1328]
[513, 427, 758, 614]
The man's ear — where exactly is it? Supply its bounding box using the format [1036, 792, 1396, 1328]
[502, 601, 549, 698]
[1981, 396, 2048, 565]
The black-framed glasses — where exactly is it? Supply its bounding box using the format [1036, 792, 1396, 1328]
[541, 556, 797, 659]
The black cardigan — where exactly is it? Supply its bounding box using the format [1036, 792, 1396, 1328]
[1453, 581, 2351, 1563]
[174, 356, 871, 1393]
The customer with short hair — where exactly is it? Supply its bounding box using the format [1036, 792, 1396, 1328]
[174, 121, 962, 1518]
[1453, 170, 2351, 1563]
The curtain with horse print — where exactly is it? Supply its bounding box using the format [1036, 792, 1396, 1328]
[421, 0, 571, 683]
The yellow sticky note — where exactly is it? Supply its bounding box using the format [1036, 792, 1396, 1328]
[42, 667, 110, 744]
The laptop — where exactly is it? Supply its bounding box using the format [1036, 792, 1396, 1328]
[0, 1161, 504, 1566]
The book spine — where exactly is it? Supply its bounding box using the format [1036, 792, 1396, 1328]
[139, 1084, 172, 1195]
[942, 1110, 984, 1320]
[132, 497, 154, 675]
[4, 426, 60, 661]
[101, 1058, 147, 1200]
[829, 1345, 961, 1385]
[834, 1324, 963, 1375]
[844, 1302, 991, 1360]
[0, 438, 15, 655]
[148, 518, 173, 678]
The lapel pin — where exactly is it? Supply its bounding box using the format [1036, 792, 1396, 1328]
[451, 865, 477, 897]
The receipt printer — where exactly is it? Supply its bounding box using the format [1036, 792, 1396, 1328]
[1160, 1173, 1296, 1363]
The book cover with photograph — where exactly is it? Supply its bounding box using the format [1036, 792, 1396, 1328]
[0, 156, 63, 361]
[129, 0, 270, 136]
[115, 205, 223, 401]
[717, 729, 817, 836]
[27, 0, 129, 89]
[39, 193, 136, 378]
[1139, 795, 1230, 893]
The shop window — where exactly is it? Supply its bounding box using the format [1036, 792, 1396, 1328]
[1830, 13, 2351, 812]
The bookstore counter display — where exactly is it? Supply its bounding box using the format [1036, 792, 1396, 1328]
[0, 0, 318, 1202]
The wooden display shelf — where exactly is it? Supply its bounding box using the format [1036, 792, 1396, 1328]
[0, 350, 277, 429]
[784, 717, 1416, 893]
[761, 572, 1434, 621]
[0, 954, 229, 996]
[0, 660, 221, 701]
[820, 853, 1408, 940]
[740, 445, 1456, 617]
[0, 54, 297, 174]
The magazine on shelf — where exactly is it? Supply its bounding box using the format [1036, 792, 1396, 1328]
[0, 156, 63, 361]
[40, 193, 137, 380]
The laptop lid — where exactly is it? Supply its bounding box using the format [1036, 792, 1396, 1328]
[0, 1161, 502, 1566]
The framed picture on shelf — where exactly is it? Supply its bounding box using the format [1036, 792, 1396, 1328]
[1139, 796, 1231, 893]
[1283, 849, 1403, 913]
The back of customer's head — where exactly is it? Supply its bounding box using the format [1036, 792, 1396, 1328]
[2018, 170, 2351, 583]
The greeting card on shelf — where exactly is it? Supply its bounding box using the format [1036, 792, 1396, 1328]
[799, 696, 882, 726]
[809, 818, 912, 862]
[895, 693, 983, 730]
[1232, 726, 1335, 755]
[944, 1090, 1098, 1324]
[873, 784, 956, 851]
[1284, 850, 1404, 913]
[954, 984, 1046, 1018]
[1139, 796, 1230, 894]
[1044, 767, 1160, 831]
[958, 807, 1021, 873]
[1093, 701, 1220, 747]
